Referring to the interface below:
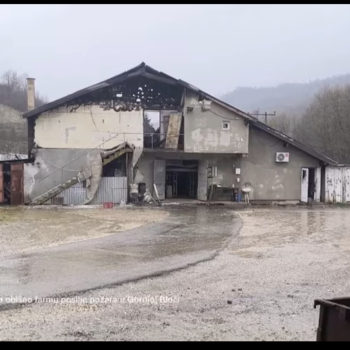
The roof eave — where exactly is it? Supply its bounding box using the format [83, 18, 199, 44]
[251, 122, 338, 165]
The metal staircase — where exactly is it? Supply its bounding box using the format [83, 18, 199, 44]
[30, 176, 80, 205]
[102, 147, 132, 166]
[30, 146, 133, 205]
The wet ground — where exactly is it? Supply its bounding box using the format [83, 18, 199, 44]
[0, 206, 168, 257]
[1, 207, 350, 340]
[0, 206, 239, 304]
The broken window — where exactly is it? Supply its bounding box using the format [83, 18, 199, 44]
[222, 121, 230, 130]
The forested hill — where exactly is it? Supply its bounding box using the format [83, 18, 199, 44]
[221, 73, 350, 116]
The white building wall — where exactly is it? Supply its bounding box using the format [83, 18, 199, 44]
[34, 105, 143, 149]
[184, 91, 249, 154]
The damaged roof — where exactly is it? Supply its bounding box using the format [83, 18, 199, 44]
[22, 62, 337, 165]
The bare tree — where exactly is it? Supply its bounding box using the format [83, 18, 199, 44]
[267, 112, 297, 137]
[293, 85, 350, 163]
[0, 69, 49, 154]
[0, 70, 48, 112]
[143, 112, 155, 133]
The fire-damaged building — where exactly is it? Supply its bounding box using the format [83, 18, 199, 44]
[16, 62, 337, 206]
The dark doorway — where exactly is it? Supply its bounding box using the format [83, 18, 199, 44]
[102, 154, 126, 177]
[165, 160, 198, 199]
[308, 167, 316, 201]
[3, 163, 11, 204]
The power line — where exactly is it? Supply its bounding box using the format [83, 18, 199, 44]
[248, 111, 276, 124]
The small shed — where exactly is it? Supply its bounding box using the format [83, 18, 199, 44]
[0, 158, 32, 205]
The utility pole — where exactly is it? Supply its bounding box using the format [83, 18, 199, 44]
[248, 110, 276, 124]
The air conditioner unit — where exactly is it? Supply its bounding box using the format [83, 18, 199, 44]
[276, 152, 290, 162]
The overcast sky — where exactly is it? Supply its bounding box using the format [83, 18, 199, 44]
[1, 4, 350, 101]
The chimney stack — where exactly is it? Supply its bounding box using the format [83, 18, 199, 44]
[26, 78, 35, 111]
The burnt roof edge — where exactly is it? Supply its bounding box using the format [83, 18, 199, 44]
[22, 62, 146, 119]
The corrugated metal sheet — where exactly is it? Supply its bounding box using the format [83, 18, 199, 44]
[325, 166, 350, 203]
[90, 177, 127, 204]
[345, 169, 350, 203]
[326, 167, 335, 203]
[334, 168, 342, 203]
[0, 164, 3, 204]
[48, 177, 127, 205]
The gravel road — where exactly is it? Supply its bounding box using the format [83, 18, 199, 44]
[1, 207, 350, 341]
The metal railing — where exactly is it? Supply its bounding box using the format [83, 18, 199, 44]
[143, 132, 185, 150]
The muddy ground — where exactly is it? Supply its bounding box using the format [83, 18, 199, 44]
[0, 206, 168, 257]
[1, 207, 350, 341]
